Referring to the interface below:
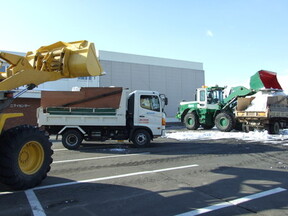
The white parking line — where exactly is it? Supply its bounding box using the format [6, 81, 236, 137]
[53, 148, 67, 152]
[53, 152, 150, 164]
[25, 189, 46, 216]
[34, 164, 199, 191]
[176, 187, 287, 216]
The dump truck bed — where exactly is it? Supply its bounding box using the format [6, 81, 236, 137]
[37, 88, 129, 127]
[37, 107, 127, 126]
[235, 90, 288, 132]
[236, 105, 288, 120]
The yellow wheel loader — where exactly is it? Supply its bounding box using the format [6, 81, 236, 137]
[0, 40, 103, 190]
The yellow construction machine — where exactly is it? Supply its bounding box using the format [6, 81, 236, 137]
[0, 40, 103, 190]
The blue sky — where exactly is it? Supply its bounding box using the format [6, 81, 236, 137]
[1, 0, 287, 86]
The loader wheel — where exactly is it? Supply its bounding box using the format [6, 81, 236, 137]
[215, 112, 235, 132]
[0, 125, 53, 190]
[184, 113, 200, 130]
[131, 129, 151, 148]
[268, 122, 280, 134]
[62, 129, 83, 150]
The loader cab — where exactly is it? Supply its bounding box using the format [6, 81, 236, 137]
[197, 87, 224, 109]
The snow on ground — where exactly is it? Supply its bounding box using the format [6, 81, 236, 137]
[165, 128, 288, 146]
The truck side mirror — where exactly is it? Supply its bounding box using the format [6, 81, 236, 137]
[160, 94, 168, 106]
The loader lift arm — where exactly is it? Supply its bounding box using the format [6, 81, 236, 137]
[0, 40, 104, 190]
[0, 40, 103, 91]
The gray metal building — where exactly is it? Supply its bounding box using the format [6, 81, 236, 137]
[99, 51, 205, 121]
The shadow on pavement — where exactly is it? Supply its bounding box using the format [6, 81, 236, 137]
[0, 166, 287, 215]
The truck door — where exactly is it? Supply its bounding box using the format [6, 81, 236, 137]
[134, 93, 163, 135]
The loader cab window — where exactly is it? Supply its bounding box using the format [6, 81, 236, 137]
[207, 90, 223, 104]
[199, 90, 206, 102]
[140, 95, 160, 112]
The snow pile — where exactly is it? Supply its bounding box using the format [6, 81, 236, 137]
[246, 90, 286, 111]
[165, 129, 288, 145]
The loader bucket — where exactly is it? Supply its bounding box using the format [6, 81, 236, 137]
[0, 40, 104, 91]
[250, 70, 282, 91]
[27, 40, 104, 78]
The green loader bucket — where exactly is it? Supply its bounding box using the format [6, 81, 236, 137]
[250, 70, 282, 90]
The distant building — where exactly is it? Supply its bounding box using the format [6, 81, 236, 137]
[0, 50, 204, 126]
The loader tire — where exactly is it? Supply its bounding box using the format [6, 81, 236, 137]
[184, 113, 200, 130]
[215, 112, 235, 132]
[0, 125, 53, 190]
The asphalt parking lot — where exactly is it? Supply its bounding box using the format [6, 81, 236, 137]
[0, 125, 288, 216]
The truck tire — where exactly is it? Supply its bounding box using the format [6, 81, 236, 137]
[131, 129, 151, 148]
[242, 124, 250, 133]
[268, 122, 280, 134]
[184, 113, 200, 130]
[62, 130, 83, 150]
[215, 112, 235, 132]
[0, 125, 53, 190]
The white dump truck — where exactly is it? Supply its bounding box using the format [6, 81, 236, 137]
[37, 87, 168, 149]
[235, 89, 288, 134]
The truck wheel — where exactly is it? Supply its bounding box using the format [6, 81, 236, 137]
[215, 112, 235, 132]
[268, 122, 280, 134]
[184, 113, 199, 130]
[131, 129, 151, 148]
[0, 125, 53, 190]
[62, 130, 83, 150]
[242, 124, 250, 133]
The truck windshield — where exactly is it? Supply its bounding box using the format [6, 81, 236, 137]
[140, 95, 160, 112]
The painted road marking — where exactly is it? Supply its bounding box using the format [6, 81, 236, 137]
[53, 152, 150, 164]
[53, 148, 67, 152]
[34, 164, 199, 191]
[0, 163, 198, 196]
[12, 164, 199, 216]
[25, 189, 46, 216]
[177, 187, 287, 216]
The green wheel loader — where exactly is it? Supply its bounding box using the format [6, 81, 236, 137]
[176, 70, 282, 132]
